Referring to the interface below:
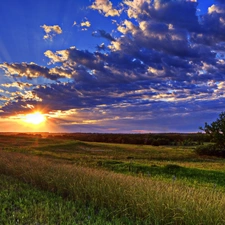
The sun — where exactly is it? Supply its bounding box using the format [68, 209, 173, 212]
[24, 112, 46, 125]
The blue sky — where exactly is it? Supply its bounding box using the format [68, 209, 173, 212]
[0, 0, 224, 133]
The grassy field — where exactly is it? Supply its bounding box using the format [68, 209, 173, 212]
[0, 174, 128, 225]
[1, 134, 225, 224]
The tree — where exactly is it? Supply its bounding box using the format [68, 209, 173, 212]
[200, 112, 225, 147]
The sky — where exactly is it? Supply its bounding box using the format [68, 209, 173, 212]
[0, 0, 224, 133]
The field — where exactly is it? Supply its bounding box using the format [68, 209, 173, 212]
[0, 134, 225, 224]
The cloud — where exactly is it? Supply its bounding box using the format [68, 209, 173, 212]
[0, 62, 69, 80]
[125, 0, 199, 31]
[215, 0, 225, 4]
[81, 20, 91, 28]
[2, 82, 33, 89]
[40, 24, 62, 40]
[2, 0, 225, 132]
[44, 50, 68, 63]
[92, 29, 115, 41]
[96, 43, 106, 51]
[49, 67, 72, 79]
[90, 0, 120, 17]
[197, 3, 225, 45]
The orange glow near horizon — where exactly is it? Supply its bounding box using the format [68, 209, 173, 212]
[1, 110, 75, 133]
[24, 112, 46, 125]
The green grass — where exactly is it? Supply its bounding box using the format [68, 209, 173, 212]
[0, 150, 225, 224]
[98, 160, 225, 188]
[0, 174, 143, 225]
[6, 137, 225, 189]
[1, 135, 225, 224]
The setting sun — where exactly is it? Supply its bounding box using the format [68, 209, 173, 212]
[24, 112, 46, 125]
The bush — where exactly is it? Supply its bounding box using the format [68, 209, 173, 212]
[157, 138, 170, 145]
[195, 144, 225, 157]
[151, 139, 159, 146]
[164, 164, 182, 170]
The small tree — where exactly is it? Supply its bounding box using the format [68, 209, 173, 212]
[200, 112, 225, 147]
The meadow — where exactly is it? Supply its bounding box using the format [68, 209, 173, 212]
[0, 134, 225, 224]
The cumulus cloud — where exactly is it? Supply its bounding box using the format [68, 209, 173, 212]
[90, 0, 120, 17]
[41, 24, 62, 40]
[44, 50, 66, 63]
[81, 20, 91, 28]
[197, 2, 225, 45]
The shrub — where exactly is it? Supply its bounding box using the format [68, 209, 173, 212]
[151, 139, 159, 146]
[195, 144, 225, 157]
[181, 138, 196, 146]
[164, 164, 182, 170]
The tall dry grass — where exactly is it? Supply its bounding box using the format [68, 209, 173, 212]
[0, 150, 225, 225]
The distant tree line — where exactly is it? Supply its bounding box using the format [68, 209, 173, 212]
[47, 132, 210, 146]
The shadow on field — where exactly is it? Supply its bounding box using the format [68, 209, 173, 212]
[98, 160, 225, 187]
